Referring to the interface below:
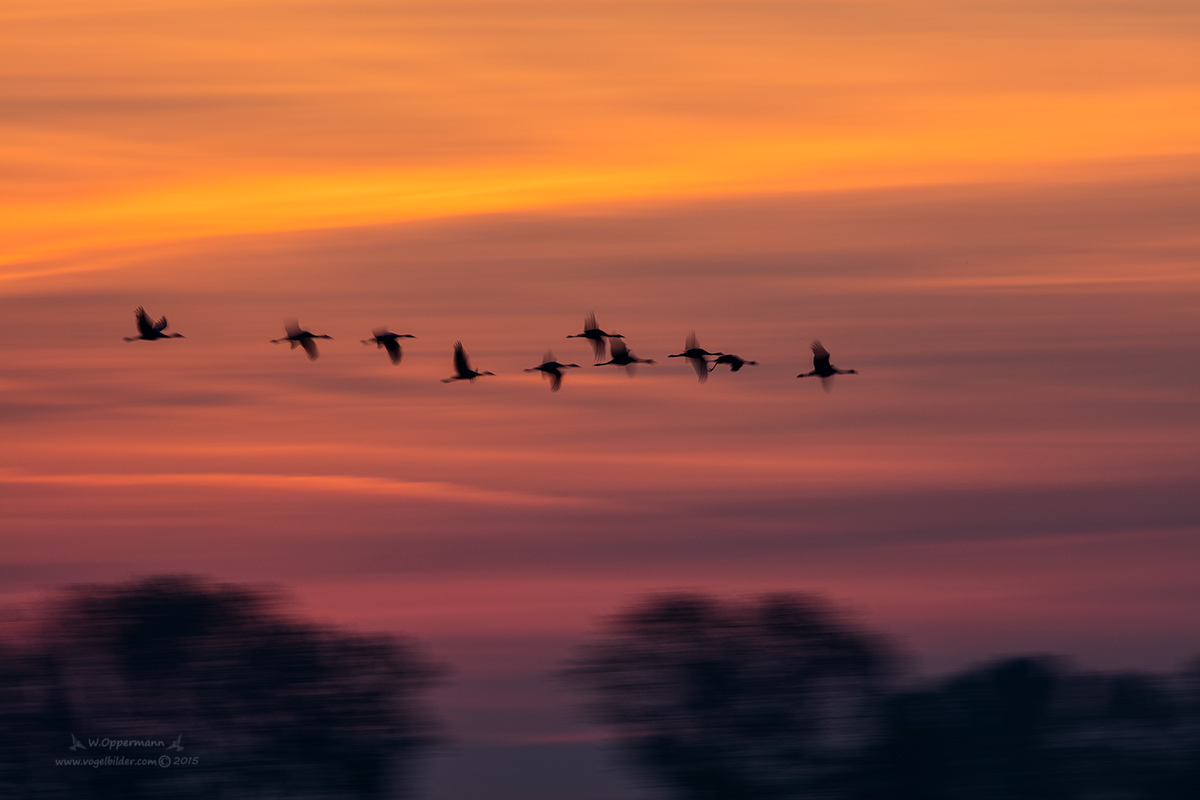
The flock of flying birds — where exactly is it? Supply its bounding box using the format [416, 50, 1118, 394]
[123, 308, 859, 391]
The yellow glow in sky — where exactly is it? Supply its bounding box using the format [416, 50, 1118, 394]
[3, 0, 1199, 276]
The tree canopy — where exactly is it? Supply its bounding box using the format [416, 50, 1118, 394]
[571, 592, 1200, 800]
[0, 576, 442, 800]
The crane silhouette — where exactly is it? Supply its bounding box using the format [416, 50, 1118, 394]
[797, 340, 857, 391]
[271, 320, 332, 360]
[711, 354, 758, 372]
[361, 328, 415, 364]
[441, 342, 494, 383]
[525, 351, 580, 392]
[567, 312, 623, 361]
[668, 332, 724, 382]
[123, 307, 184, 341]
[594, 338, 655, 375]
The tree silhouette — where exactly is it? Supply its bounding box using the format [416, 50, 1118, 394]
[868, 655, 1200, 800]
[567, 592, 897, 799]
[571, 592, 1200, 800]
[0, 576, 442, 800]
[870, 657, 1071, 800]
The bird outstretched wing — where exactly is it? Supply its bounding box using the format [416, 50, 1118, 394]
[153, 315, 168, 332]
[383, 338, 401, 364]
[589, 337, 606, 362]
[134, 307, 154, 337]
[300, 338, 319, 360]
[811, 340, 831, 370]
[453, 342, 470, 375]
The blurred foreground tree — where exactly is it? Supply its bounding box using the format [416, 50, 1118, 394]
[0, 576, 442, 800]
[567, 592, 898, 799]
[572, 592, 1200, 800]
[874, 657, 1200, 800]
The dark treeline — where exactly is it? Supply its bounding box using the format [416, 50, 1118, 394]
[568, 593, 1200, 800]
[5, 579, 1200, 799]
[0, 576, 442, 800]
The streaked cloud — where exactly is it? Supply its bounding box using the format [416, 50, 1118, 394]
[0, 470, 585, 507]
[3, 0, 1197, 272]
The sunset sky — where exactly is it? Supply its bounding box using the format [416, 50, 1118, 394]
[2, 1, 1198, 797]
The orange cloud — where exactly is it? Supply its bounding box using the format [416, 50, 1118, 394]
[3, 0, 1198, 276]
[0, 470, 584, 507]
